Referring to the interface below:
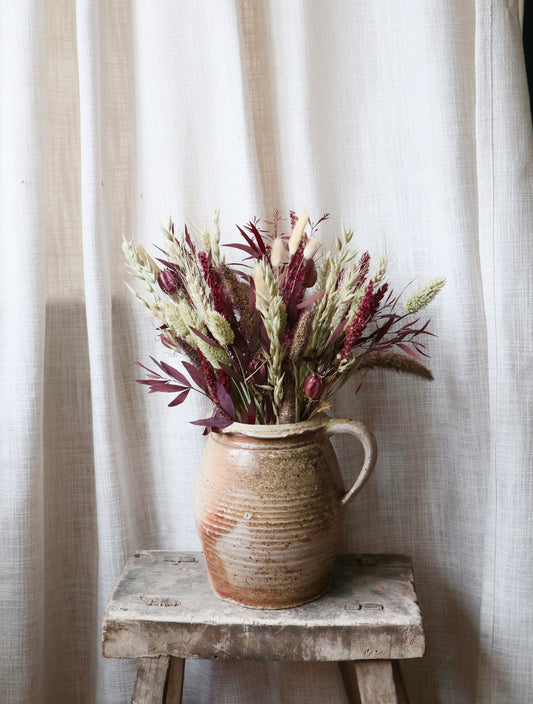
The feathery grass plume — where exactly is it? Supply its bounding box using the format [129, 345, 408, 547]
[208, 210, 223, 267]
[289, 210, 309, 254]
[253, 263, 269, 303]
[303, 237, 320, 261]
[278, 383, 296, 423]
[289, 310, 314, 364]
[220, 264, 249, 321]
[311, 224, 362, 352]
[334, 225, 359, 267]
[122, 239, 158, 288]
[404, 277, 446, 313]
[196, 339, 231, 368]
[161, 216, 175, 242]
[161, 300, 190, 338]
[122, 239, 166, 319]
[328, 254, 370, 344]
[356, 351, 434, 380]
[182, 261, 211, 319]
[310, 254, 343, 353]
[270, 237, 286, 268]
[343, 252, 372, 325]
[172, 299, 230, 369]
[372, 256, 388, 287]
[125, 210, 444, 430]
[137, 245, 161, 276]
[256, 261, 287, 417]
[169, 236, 223, 338]
[206, 310, 235, 346]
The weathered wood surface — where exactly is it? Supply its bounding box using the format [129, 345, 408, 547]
[164, 657, 185, 704]
[339, 660, 362, 703]
[102, 551, 425, 662]
[354, 660, 403, 704]
[131, 656, 170, 704]
[391, 660, 410, 704]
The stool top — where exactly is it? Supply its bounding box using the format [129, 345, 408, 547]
[102, 551, 424, 662]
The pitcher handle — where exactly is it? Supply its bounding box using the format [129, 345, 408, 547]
[325, 418, 378, 507]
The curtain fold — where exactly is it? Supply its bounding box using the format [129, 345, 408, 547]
[475, 2, 533, 701]
[1, 2, 532, 703]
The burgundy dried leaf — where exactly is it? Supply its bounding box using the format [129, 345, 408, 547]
[223, 243, 258, 257]
[182, 361, 209, 393]
[155, 257, 182, 272]
[190, 416, 233, 428]
[157, 360, 191, 386]
[135, 361, 162, 379]
[397, 343, 422, 360]
[296, 290, 324, 310]
[146, 381, 188, 393]
[236, 225, 261, 255]
[184, 224, 196, 253]
[244, 220, 268, 255]
[218, 362, 242, 381]
[215, 381, 236, 419]
[135, 378, 170, 387]
[330, 316, 348, 346]
[242, 400, 257, 424]
[149, 356, 168, 373]
[189, 327, 222, 348]
[168, 389, 190, 407]
[248, 275, 256, 316]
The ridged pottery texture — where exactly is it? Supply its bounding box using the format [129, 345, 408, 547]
[193, 414, 377, 608]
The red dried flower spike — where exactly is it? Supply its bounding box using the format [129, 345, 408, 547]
[303, 372, 324, 400]
[158, 269, 179, 294]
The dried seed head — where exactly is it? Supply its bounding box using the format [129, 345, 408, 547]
[303, 372, 324, 400]
[289, 210, 309, 254]
[253, 263, 269, 302]
[158, 269, 179, 294]
[206, 310, 235, 346]
[303, 237, 320, 261]
[270, 237, 286, 268]
[404, 277, 446, 314]
[304, 260, 317, 287]
[137, 245, 160, 274]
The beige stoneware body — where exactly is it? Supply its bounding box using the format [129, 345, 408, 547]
[193, 414, 377, 609]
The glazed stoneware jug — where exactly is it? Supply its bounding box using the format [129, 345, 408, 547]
[193, 413, 377, 608]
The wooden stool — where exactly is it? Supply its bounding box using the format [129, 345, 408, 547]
[102, 551, 425, 703]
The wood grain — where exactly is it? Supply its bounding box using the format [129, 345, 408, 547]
[102, 551, 424, 662]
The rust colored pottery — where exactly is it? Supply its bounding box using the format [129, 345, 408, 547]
[192, 414, 377, 609]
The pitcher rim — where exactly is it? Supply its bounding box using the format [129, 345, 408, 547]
[219, 412, 331, 439]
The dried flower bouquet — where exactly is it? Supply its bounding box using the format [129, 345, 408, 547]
[123, 211, 444, 432]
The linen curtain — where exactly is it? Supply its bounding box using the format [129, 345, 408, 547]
[1, 1, 532, 702]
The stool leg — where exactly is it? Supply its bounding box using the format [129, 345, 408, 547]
[354, 660, 407, 704]
[391, 661, 410, 704]
[131, 656, 171, 704]
[164, 658, 185, 703]
[339, 661, 362, 703]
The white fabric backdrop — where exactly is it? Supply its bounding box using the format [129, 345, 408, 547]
[1, 1, 532, 702]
